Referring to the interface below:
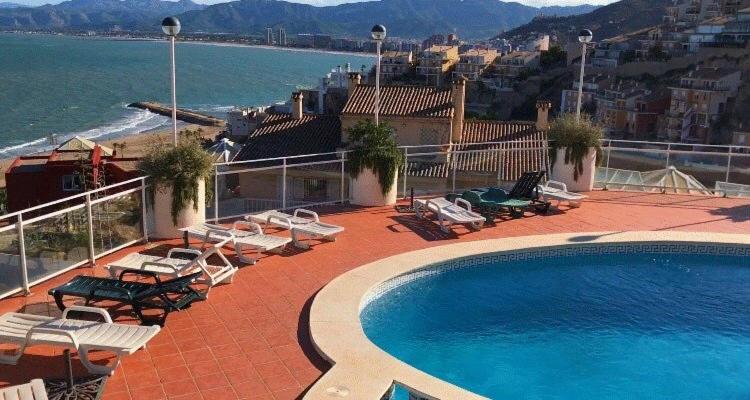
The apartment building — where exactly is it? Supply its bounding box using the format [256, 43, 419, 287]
[453, 49, 498, 81]
[417, 45, 459, 86]
[560, 75, 611, 114]
[380, 51, 415, 82]
[495, 51, 539, 78]
[665, 0, 723, 27]
[666, 67, 742, 143]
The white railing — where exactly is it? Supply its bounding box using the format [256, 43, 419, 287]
[599, 140, 750, 194]
[3, 139, 748, 300]
[0, 177, 149, 300]
[210, 139, 750, 222]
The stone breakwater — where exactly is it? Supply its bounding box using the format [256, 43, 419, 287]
[128, 102, 225, 127]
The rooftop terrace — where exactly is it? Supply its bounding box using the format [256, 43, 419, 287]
[0, 190, 748, 400]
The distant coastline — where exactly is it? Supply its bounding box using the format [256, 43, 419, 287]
[1, 30, 378, 58]
[0, 32, 373, 161]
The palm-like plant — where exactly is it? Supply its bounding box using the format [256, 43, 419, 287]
[138, 134, 214, 224]
[346, 120, 404, 196]
[548, 113, 604, 181]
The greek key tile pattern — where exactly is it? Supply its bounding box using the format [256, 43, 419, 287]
[362, 243, 750, 306]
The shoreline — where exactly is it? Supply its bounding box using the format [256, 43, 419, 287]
[0, 124, 223, 188]
[1, 31, 378, 58]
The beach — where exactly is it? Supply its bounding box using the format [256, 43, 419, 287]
[0, 124, 223, 188]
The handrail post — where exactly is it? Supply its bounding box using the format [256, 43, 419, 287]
[451, 153, 457, 194]
[402, 148, 408, 199]
[282, 158, 287, 209]
[214, 166, 219, 221]
[340, 154, 346, 204]
[604, 140, 612, 190]
[725, 150, 732, 185]
[17, 215, 30, 295]
[665, 143, 672, 168]
[140, 178, 149, 242]
[85, 193, 96, 267]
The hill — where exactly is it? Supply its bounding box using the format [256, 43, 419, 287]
[176, 0, 597, 39]
[0, 2, 22, 8]
[0, 0, 204, 30]
[0, 0, 597, 39]
[497, 0, 670, 42]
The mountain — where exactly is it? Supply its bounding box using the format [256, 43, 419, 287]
[0, 2, 22, 8]
[175, 0, 598, 39]
[0, 0, 205, 30]
[498, 0, 670, 42]
[0, 0, 597, 38]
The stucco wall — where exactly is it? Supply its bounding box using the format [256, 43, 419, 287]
[340, 115, 452, 147]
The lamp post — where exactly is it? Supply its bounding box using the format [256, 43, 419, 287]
[162, 16, 181, 145]
[576, 29, 593, 123]
[371, 24, 386, 126]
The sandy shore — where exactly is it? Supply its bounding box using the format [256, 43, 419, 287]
[0, 124, 223, 187]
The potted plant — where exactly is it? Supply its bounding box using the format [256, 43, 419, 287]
[346, 120, 404, 206]
[139, 133, 214, 239]
[548, 113, 603, 192]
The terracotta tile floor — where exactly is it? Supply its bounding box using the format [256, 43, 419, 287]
[0, 191, 748, 400]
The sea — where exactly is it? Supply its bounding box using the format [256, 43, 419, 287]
[0, 33, 373, 157]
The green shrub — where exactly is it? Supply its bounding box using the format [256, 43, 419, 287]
[346, 120, 404, 196]
[548, 113, 604, 181]
[138, 133, 214, 224]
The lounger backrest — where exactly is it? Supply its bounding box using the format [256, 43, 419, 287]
[136, 272, 201, 298]
[460, 191, 483, 206]
[509, 171, 545, 199]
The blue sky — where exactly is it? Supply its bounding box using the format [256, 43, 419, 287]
[10, 0, 616, 7]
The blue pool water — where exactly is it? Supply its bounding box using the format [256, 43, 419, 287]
[361, 252, 750, 399]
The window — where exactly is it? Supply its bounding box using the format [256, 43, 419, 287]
[62, 174, 82, 192]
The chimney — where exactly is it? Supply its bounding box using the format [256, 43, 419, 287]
[291, 92, 303, 120]
[347, 72, 361, 98]
[536, 100, 552, 131]
[451, 76, 467, 142]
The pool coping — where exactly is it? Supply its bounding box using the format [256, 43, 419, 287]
[304, 232, 750, 400]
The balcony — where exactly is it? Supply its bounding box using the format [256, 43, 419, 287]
[0, 141, 749, 400]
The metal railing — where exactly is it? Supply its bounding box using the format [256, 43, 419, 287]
[2, 139, 748, 300]
[599, 140, 750, 194]
[0, 177, 149, 300]
[210, 139, 750, 223]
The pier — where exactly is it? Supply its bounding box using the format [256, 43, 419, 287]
[128, 102, 225, 127]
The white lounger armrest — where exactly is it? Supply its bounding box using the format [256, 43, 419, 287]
[26, 327, 79, 349]
[545, 180, 568, 191]
[293, 209, 320, 222]
[267, 215, 293, 230]
[233, 220, 264, 235]
[62, 306, 113, 323]
[454, 198, 473, 212]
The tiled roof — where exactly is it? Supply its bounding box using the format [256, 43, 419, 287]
[233, 112, 342, 163]
[407, 120, 548, 182]
[341, 85, 454, 119]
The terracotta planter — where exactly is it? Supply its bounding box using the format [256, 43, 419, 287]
[550, 148, 597, 192]
[151, 180, 206, 239]
[350, 168, 397, 207]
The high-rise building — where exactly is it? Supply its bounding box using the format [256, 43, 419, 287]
[266, 28, 274, 46]
[278, 28, 287, 46]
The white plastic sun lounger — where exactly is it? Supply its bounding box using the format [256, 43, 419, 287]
[246, 209, 344, 249]
[0, 379, 48, 400]
[537, 180, 588, 208]
[414, 197, 485, 233]
[180, 222, 291, 264]
[0, 306, 159, 375]
[105, 242, 237, 299]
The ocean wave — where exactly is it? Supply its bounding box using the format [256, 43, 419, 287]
[0, 109, 170, 157]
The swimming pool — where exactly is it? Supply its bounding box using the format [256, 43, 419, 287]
[361, 248, 750, 399]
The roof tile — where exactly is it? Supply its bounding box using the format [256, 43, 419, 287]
[341, 85, 454, 119]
